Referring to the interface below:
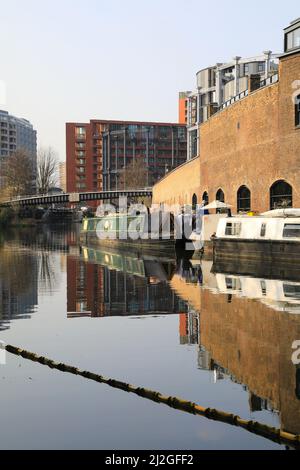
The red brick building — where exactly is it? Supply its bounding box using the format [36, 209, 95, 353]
[66, 120, 187, 194]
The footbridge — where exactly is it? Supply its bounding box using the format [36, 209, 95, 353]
[0, 189, 153, 207]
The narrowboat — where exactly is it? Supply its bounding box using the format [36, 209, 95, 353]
[213, 209, 300, 263]
[80, 211, 181, 257]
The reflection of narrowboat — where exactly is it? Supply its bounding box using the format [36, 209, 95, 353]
[212, 272, 300, 315]
[80, 245, 176, 281]
[80, 212, 179, 257]
[213, 209, 300, 263]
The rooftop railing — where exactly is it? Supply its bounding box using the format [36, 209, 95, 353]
[259, 73, 279, 88]
[221, 89, 249, 110]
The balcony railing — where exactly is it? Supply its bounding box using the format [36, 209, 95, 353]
[221, 89, 249, 110]
[259, 73, 279, 89]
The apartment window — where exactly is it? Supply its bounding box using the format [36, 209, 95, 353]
[244, 64, 249, 74]
[286, 27, 300, 52]
[76, 182, 86, 189]
[258, 63, 265, 72]
[295, 95, 300, 126]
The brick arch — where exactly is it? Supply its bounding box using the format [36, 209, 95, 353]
[202, 191, 209, 206]
[216, 188, 225, 203]
[270, 179, 293, 209]
[237, 185, 251, 212]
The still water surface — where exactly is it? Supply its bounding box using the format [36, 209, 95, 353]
[0, 226, 299, 450]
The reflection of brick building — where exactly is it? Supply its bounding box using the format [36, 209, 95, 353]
[199, 288, 300, 435]
[173, 263, 300, 435]
[67, 257, 188, 318]
[179, 311, 199, 345]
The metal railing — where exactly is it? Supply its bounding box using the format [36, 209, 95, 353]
[259, 73, 279, 89]
[221, 89, 249, 110]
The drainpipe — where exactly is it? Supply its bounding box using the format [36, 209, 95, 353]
[215, 63, 223, 107]
[263, 50, 272, 79]
[234, 56, 242, 96]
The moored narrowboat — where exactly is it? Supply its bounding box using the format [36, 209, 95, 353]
[80, 211, 181, 257]
[213, 209, 300, 263]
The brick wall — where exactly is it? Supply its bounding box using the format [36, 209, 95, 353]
[152, 157, 200, 207]
[153, 51, 300, 213]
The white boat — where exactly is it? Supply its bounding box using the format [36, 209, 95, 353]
[213, 209, 300, 263]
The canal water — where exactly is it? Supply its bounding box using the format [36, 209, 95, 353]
[0, 226, 299, 450]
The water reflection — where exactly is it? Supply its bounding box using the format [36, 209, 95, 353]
[0, 247, 38, 330]
[0, 227, 300, 445]
[176, 257, 300, 436]
[67, 246, 187, 317]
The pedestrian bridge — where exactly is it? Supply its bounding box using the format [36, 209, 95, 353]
[0, 189, 153, 207]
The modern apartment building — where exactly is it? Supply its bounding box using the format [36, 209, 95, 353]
[178, 91, 191, 124]
[180, 52, 279, 160]
[66, 120, 187, 193]
[0, 110, 37, 189]
[59, 162, 67, 192]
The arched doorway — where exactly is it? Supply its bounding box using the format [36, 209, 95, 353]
[202, 192, 209, 206]
[237, 186, 251, 212]
[216, 188, 225, 203]
[270, 180, 293, 209]
[192, 193, 198, 210]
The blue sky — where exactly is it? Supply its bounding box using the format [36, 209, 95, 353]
[0, 0, 299, 160]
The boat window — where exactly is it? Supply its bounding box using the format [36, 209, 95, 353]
[283, 284, 300, 299]
[225, 222, 241, 236]
[225, 277, 241, 291]
[283, 224, 300, 238]
[260, 223, 266, 237]
[261, 280, 267, 296]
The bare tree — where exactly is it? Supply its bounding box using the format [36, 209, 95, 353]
[119, 158, 150, 190]
[2, 149, 35, 198]
[37, 147, 58, 194]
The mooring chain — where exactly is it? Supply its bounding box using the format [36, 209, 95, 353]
[4, 344, 300, 449]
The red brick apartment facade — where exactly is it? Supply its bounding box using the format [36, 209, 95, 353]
[66, 120, 187, 194]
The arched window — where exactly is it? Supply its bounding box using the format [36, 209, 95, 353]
[237, 186, 251, 212]
[216, 188, 225, 203]
[192, 193, 198, 210]
[202, 192, 209, 206]
[270, 180, 293, 209]
[295, 94, 300, 127]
